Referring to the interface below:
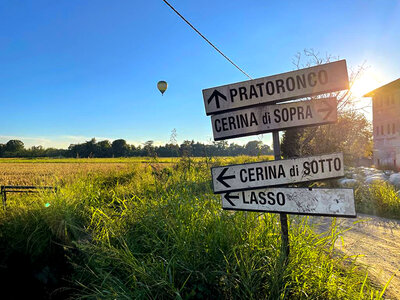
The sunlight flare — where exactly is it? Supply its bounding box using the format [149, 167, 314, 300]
[351, 69, 384, 98]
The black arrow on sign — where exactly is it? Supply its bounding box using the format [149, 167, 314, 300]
[207, 90, 227, 109]
[224, 192, 239, 206]
[317, 100, 335, 120]
[217, 167, 236, 188]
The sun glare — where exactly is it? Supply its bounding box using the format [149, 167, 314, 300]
[350, 69, 383, 98]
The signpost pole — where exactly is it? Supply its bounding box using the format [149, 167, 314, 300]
[272, 131, 290, 258]
[204, 60, 351, 260]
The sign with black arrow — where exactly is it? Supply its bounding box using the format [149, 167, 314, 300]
[203, 60, 348, 115]
[207, 90, 227, 109]
[211, 152, 344, 193]
[203, 58, 354, 257]
[221, 187, 356, 217]
[211, 97, 337, 141]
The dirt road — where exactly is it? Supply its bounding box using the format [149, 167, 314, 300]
[311, 214, 400, 299]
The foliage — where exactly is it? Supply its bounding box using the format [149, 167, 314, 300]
[0, 139, 274, 158]
[5, 140, 25, 152]
[112, 139, 129, 157]
[282, 110, 372, 165]
[354, 181, 400, 219]
[281, 49, 372, 165]
[0, 158, 385, 299]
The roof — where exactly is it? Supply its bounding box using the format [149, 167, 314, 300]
[364, 78, 400, 97]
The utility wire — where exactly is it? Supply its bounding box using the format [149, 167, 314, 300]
[162, 0, 252, 80]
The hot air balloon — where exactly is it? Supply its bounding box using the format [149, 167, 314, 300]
[157, 80, 168, 96]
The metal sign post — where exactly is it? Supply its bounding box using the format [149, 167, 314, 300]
[273, 131, 290, 258]
[202, 59, 354, 262]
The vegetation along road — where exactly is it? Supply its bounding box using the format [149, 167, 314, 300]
[313, 213, 400, 299]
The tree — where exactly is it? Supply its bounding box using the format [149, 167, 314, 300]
[85, 138, 97, 158]
[28, 146, 45, 157]
[245, 141, 262, 156]
[180, 140, 194, 157]
[44, 148, 66, 157]
[67, 138, 97, 158]
[0, 144, 5, 157]
[112, 139, 128, 157]
[281, 49, 371, 165]
[157, 143, 179, 157]
[281, 129, 303, 158]
[97, 140, 112, 157]
[283, 111, 372, 165]
[192, 142, 207, 156]
[212, 141, 228, 156]
[0, 137, 277, 158]
[143, 140, 156, 157]
[5, 140, 24, 153]
[227, 143, 243, 156]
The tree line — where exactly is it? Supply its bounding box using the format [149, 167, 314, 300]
[0, 109, 372, 163]
[0, 109, 371, 162]
[0, 139, 273, 158]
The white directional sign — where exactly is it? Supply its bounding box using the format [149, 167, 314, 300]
[221, 187, 355, 217]
[203, 60, 348, 115]
[211, 97, 337, 141]
[212, 153, 344, 193]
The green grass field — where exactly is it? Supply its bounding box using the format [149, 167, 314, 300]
[0, 157, 388, 299]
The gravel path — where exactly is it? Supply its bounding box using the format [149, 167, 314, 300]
[310, 214, 400, 299]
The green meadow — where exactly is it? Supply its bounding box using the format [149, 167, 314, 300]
[0, 157, 387, 299]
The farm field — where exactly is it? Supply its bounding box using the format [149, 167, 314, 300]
[0, 157, 180, 163]
[0, 157, 172, 186]
[0, 156, 275, 164]
[0, 157, 388, 299]
[0, 156, 273, 186]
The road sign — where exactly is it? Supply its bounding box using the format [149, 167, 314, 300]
[211, 152, 344, 193]
[211, 97, 337, 141]
[203, 60, 348, 115]
[221, 187, 355, 217]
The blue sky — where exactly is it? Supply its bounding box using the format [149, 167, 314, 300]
[0, 0, 399, 148]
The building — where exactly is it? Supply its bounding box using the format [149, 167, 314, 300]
[364, 78, 400, 169]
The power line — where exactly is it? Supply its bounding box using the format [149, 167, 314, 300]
[162, 0, 252, 80]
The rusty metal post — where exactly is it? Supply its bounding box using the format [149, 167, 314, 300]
[272, 131, 289, 258]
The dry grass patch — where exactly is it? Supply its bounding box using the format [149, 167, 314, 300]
[0, 162, 136, 186]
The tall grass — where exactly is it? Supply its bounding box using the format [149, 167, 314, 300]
[355, 181, 400, 219]
[0, 158, 385, 299]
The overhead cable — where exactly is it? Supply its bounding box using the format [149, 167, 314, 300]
[162, 0, 252, 80]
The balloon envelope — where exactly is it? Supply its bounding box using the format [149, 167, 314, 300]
[157, 81, 168, 95]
